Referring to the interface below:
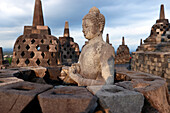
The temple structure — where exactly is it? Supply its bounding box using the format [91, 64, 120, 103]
[106, 34, 109, 44]
[115, 37, 130, 64]
[0, 4, 169, 113]
[136, 4, 170, 52]
[106, 34, 112, 45]
[132, 4, 170, 79]
[59, 21, 80, 66]
[11, 0, 61, 67]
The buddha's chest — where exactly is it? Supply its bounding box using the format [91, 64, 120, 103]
[79, 45, 101, 78]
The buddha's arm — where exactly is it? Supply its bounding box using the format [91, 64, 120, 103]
[100, 57, 114, 85]
[100, 45, 115, 85]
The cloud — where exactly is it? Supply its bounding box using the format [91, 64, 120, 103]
[0, 40, 15, 49]
[0, 0, 170, 52]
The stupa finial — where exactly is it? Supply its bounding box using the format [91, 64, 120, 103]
[160, 4, 165, 19]
[64, 21, 70, 37]
[33, 0, 44, 26]
[122, 37, 125, 45]
[106, 34, 110, 44]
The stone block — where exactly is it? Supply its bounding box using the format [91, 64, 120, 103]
[0, 68, 32, 78]
[36, 26, 48, 30]
[134, 78, 170, 113]
[22, 66, 47, 78]
[164, 73, 170, 79]
[116, 78, 170, 113]
[161, 59, 165, 62]
[168, 63, 170, 68]
[158, 63, 162, 67]
[155, 67, 159, 71]
[0, 68, 20, 77]
[0, 81, 53, 113]
[32, 29, 40, 34]
[34, 51, 43, 59]
[49, 45, 56, 52]
[28, 45, 37, 51]
[27, 59, 38, 66]
[166, 68, 170, 74]
[154, 58, 157, 62]
[38, 86, 97, 113]
[0, 77, 23, 86]
[87, 85, 144, 113]
[47, 67, 61, 81]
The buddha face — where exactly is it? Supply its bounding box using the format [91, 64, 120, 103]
[82, 19, 100, 40]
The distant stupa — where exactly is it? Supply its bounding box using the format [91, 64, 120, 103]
[59, 21, 80, 66]
[115, 36, 130, 64]
[136, 4, 170, 52]
[11, 0, 61, 67]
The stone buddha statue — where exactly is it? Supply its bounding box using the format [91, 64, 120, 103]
[69, 7, 115, 86]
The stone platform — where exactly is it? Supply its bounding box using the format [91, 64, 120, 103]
[115, 64, 170, 113]
[131, 51, 170, 79]
[0, 66, 169, 113]
[131, 51, 170, 91]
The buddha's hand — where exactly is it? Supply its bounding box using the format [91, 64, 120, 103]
[60, 66, 69, 80]
[69, 64, 82, 83]
[70, 63, 81, 74]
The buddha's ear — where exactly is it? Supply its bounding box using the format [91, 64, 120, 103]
[99, 24, 103, 32]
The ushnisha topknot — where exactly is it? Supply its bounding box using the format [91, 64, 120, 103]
[89, 7, 100, 14]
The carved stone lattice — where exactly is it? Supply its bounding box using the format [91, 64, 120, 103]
[132, 4, 170, 80]
[115, 37, 130, 64]
[59, 21, 80, 66]
[137, 4, 170, 52]
[11, 0, 61, 67]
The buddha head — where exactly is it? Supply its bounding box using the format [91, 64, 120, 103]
[82, 7, 105, 40]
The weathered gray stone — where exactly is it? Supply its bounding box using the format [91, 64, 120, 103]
[116, 78, 170, 113]
[0, 68, 34, 79]
[0, 68, 20, 76]
[115, 70, 163, 82]
[47, 66, 61, 81]
[21, 66, 47, 78]
[115, 81, 134, 90]
[0, 81, 52, 113]
[87, 85, 144, 113]
[0, 77, 23, 86]
[133, 79, 170, 113]
[38, 86, 97, 113]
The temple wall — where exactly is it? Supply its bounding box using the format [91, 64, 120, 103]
[131, 51, 170, 79]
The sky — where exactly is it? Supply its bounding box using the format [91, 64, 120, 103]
[0, 0, 170, 52]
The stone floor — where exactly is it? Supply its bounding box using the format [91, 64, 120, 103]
[0, 66, 169, 113]
[115, 63, 170, 93]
